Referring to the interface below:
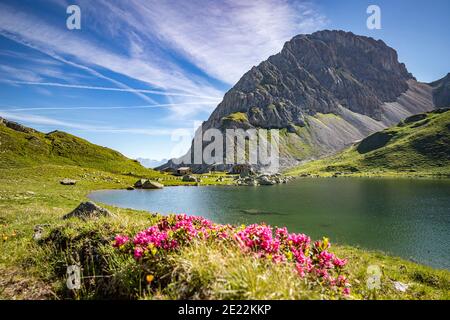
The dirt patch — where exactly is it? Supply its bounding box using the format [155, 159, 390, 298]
[0, 267, 55, 300]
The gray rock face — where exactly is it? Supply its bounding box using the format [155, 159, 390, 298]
[207, 30, 412, 129]
[158, 30, 448, 173]
[63, 201, 112, 220]
[0, 117, 37, 134]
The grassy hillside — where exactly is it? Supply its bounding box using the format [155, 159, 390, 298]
[1, 117, 449, 300]
[0, 118, 153, 175]
[1, 166, 449, 300]
[287, 109, 450, 177]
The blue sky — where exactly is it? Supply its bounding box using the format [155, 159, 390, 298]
[0, 0, 449, 160]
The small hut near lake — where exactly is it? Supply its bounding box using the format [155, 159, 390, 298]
[176, 167, 192, 176]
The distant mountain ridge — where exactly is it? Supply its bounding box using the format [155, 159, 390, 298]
[136, 158, 168, 168]
[287, 108, 450, 176]
[429, 73, 450, 109]
[159, 30, 449, 172]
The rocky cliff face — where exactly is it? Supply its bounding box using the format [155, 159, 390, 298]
[206, 30, 413, 130]
[429, 73, 450, 108]
[159, 30, 448, 173]
[0, 117, 37, 134]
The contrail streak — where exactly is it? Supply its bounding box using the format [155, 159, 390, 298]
[3, 80, 222, 101]
[0, 32, 160, 104]
[0, 102, 216, 112]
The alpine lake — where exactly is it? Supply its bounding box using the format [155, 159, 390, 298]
[89, 177, 450, 270]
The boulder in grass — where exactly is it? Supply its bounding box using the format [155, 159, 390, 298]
[63, 201, 112, 220]
[60, 178, 77, 185]
[182, 175, 198, 182]
[142, 180, 164, 189]
[134, 179, 148, 188]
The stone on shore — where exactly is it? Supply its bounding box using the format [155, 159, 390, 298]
[134, 179, 147, 188]
[235, 173, 293, 186]
[258, 175, 275, 185]
[142, 180, 164, 189]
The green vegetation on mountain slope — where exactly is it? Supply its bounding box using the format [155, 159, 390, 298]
[287, 109, 450, 177]
[0, 118, 155, 176]
[0, 118, 235, 186]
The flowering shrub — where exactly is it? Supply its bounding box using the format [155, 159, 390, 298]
[113, 214, 350, 295]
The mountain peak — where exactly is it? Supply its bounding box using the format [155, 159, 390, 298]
[208, 30, 413, 130]
[161, 31, 447, 172]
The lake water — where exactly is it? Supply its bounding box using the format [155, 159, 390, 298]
[89, 178, 450, 270]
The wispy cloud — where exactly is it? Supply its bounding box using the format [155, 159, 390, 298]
[0, 63, 85, 83]
[2, 80, 222, 100]
[124, 0, 327, 83]
[0, 102, 218, 112]
[0, 30, 159, 105]
[0, 65, 43, 82]
[0, 2, 223, 95]
[0, 111, 94, 130]
[0, 0, 325, 119]
[0, 111, 182, 136]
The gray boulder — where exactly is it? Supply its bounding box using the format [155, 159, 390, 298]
[134, 179, 147, 188]
[239, 166, 256, 178]
[247, 179, 259, 186]
[142, 180, 164, 189]
[63, 201, 112, 220]
[60, 178, 77, 185]
[258, 176, 275, 185]
[182, 175, 198, 182]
